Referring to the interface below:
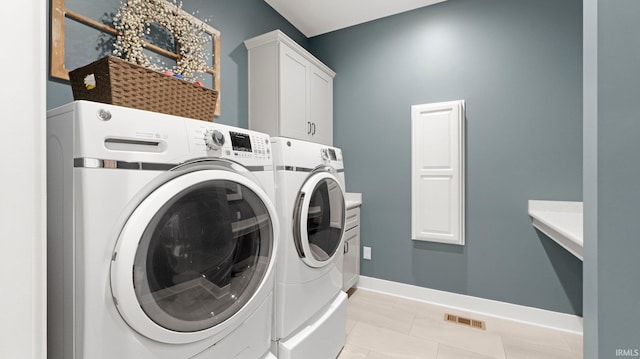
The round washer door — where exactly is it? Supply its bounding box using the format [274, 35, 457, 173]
[111, 169, 277, 344]
[293, 171, 346, 268]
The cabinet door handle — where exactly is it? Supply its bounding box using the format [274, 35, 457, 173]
[307, 121, 312, 135]
[344, 241, 349, 254]
[312, 122, 316, 135]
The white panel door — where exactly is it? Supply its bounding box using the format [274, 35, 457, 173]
[279, 45, 309, 140]
[309, 68, 333, 145]
[411, 101, 465, 245]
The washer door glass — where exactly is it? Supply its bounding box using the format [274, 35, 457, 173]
[294, 172, 345, 267]
[133, 179, 272, 333]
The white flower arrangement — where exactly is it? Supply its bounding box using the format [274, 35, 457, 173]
[113, 0, 209, 82]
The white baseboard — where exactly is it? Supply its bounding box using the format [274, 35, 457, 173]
[356, 276, 583, 335]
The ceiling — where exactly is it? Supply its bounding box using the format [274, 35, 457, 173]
[265, 0, 448, 38]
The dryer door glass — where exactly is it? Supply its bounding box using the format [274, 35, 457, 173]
[133, 180, 273, 332]
[294, 175, 345, 265]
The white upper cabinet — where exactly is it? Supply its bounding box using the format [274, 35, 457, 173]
[245, 30, 335, 145]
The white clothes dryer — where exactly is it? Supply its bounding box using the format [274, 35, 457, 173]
[271, 137, 348, 359]
[47, 101, 279, 359]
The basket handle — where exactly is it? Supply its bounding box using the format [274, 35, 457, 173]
[69, 58, 111, 103]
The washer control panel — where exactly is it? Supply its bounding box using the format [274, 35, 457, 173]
[186, 120, 271, 163]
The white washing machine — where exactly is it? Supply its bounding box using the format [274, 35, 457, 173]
[47, 101, 279, 359]
[271, 137, 348, 359]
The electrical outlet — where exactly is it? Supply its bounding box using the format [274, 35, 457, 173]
[363, 246, 372, 260]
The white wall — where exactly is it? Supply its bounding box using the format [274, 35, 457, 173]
[0, 1, 47, 358]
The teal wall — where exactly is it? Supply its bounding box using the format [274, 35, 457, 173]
[582, 0, 598, 354]
[584, 0, 640, 356]
[46, 0, 307, 128]
[47, 0, 587, 317]
[310, 0, 584, 315]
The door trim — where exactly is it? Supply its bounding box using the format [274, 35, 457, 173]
[292, 171, 346, 268]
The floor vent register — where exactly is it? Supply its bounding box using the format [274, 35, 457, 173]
[444, 313, 486, 330]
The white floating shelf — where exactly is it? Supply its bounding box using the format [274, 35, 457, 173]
[528, 200, 583, 261]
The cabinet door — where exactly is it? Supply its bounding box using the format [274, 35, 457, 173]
[309, 67, 333, 145]
[279, 45, 311, 141]
[342, 226, 359, 291]
[411, 101, 465, 245]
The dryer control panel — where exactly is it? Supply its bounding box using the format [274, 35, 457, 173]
[320, 147, 343, 167]
[320, 148, 342, 164]
[273, 137, 344, 171]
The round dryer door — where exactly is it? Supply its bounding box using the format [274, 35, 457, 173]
[111, 169, 277, 344]
[293, 171, 346, 268]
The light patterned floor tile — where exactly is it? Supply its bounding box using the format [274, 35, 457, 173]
[391, 296, 453, 323]
[502, 336, 582, 359]
[348, 321, 439, 359]
[366, 351, 399, 359]
[346, 289, 583, 359]
[411, 316, 506, 359]
[562, 333, 583, 354]
[347, 294, 415, 334]
[338, 344, 369, 359]
[489, 319, 574, 352]
[437, 344, 499, 359]
[346, 319, 357, 335]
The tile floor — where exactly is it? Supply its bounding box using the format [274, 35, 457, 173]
[338, 289, 583, 359]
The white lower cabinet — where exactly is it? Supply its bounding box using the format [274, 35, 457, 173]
[343, 206, 360, 291]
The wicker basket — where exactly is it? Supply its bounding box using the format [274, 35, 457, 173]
[69, 56, 218, 121]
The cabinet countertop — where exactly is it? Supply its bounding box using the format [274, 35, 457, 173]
[528, 200, 583, 261]
[345, 192, 362, 209]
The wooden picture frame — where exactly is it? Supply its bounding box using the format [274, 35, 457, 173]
[50, 0, 221, 116]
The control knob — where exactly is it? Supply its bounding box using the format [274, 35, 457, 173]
[204, 129, 225, 150]
[320, 148, 330, 163]
[321, 148, 329, 159]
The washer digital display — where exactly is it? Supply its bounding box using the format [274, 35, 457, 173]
[230, 132, 252, 152]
